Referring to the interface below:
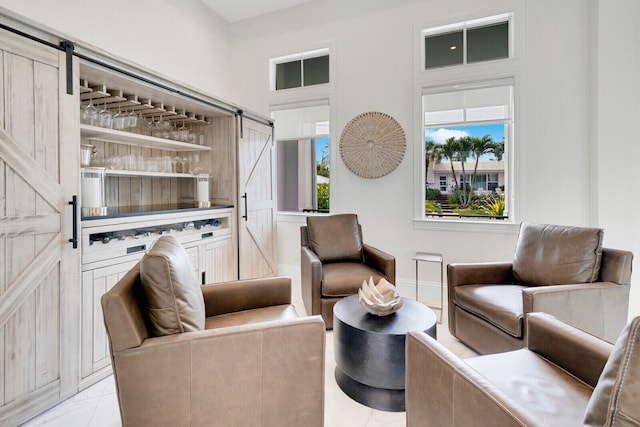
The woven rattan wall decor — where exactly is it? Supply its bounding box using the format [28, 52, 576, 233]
[339, 111, 406, 178]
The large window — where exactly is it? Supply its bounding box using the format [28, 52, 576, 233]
[422, 80, 513, 220]
[423, 14, 511, 70]
[272, 104, 330, 213]
[271, 49, 330, 91]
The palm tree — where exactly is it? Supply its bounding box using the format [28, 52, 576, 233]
[441, 137, 460, 192]
[316, 145, 330, 178]
[424, 140, 442, 189]
[470, 134, 496, 193]
[493, 139, 505, 161]
[457, 136, 473, 206]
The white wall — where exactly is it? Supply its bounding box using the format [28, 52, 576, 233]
[593, 0, 640, 317]
[0, 0, 232, 100]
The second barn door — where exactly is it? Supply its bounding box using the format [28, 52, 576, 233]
[237, 117, 277, 279]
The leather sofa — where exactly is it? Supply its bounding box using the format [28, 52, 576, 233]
[406, 312, 640, 427]
[448, 222, 633, 354]
[300, 213, 395, 328]
[102, 236, 325, 427]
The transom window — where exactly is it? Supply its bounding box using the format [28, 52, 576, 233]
[423, 14, 511, 70]
[271, 49, 330, 91]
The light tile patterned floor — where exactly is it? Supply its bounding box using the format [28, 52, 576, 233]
[21, 280, 475, 427]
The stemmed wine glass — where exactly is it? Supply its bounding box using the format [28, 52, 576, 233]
[136, 112, 146, 134]
[152, 115, 163, 138]
[98, 101, 112, 129]
[112, 105, 126, 130]
[178, 121, 189, 142]
[171, 121, 181, 141]
[127, 109, 138, 131]
[160, 116, 171, 139]
[144, 114, 155, 136]
[81, 94, 98, 126]
[187, 124, 197, 144]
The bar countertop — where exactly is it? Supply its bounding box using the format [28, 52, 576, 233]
[81, 203, 234, 221]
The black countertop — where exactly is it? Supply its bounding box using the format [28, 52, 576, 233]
[81, 203, 234, 221]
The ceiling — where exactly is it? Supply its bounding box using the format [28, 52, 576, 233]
[200, 0, 314, 23]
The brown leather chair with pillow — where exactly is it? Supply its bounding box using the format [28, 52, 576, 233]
[447, 222, 633, 354]
[406, 312, 640, 427]
[102, 236, 325, 427]
[300, 213, 395, 328]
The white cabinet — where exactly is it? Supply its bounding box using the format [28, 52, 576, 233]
[184, 245, 201, 277]
[184, 233, 237, 285]
[201, 238, 237, 283]
[81, 260, 138, 386]
[79, 209, 236, 387]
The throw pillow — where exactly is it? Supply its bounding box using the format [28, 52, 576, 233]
[139, 235, 205, 336]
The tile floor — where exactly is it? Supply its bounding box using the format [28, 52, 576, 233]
[21, 281, 476, 427]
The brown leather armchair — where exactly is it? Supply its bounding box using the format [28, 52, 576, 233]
[300, 214, 395, 328]
[406, 312, 640, 427]
[448, 222, 633, 354]
[102, 237, 325, 427]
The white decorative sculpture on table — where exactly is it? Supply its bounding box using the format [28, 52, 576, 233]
[358, 276, 403, 316]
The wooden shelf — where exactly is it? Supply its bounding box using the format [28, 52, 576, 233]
[105, 169, 200, 178]
[80, 124, 211, 152]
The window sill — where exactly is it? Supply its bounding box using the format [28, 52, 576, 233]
[413, 217, 519, 234]
[277, 211, 329, 223]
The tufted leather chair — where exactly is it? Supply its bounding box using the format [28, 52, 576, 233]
[406, 312, 640, 427]
[102, 237, 325, 427]
[300, 214, 395, 328]
[447, 222, 633, 354]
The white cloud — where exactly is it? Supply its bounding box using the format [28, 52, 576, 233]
[425, 128, 469, 144]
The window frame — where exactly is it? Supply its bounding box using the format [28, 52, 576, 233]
[420, 78, 515, 223]
[268, 42, 336, 219]
[270, 98, 334, 215]
[270, 48, 331, 92]
[275, 136, 329, 213]
[422, 13, 514, 71]
[414, 8, 523, 232]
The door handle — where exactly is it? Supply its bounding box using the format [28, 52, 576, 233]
[126, 244, 146, 254]
[68, 195, 78, 249]
[242, 192, 248, 222]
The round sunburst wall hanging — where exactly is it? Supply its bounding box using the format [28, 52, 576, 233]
[339, 111, 406, 178]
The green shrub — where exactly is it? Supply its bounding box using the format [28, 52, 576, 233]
[425, 188, 440, 200]
[425, 200, 442, 213]
[483, 195, 505, 216]
[317, 183, 330, 210]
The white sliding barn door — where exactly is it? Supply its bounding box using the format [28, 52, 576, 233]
[237, 118, 277, 279]
[0, 28, 80, 425]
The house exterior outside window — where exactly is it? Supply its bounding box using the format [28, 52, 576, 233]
[422, 79, 514, 220]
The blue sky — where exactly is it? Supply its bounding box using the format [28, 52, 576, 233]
[425, 124, 504, 160]
[424, 123, 504, 144]
[316, 137, 330, 164]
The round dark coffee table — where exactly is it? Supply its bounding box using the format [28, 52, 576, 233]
[333, 295, 437, 412]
